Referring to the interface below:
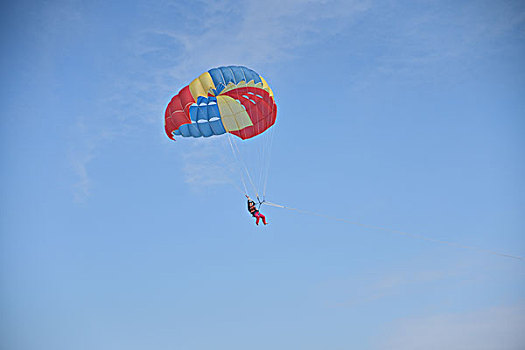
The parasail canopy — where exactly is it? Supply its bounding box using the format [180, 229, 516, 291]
[165, 65, 277, 140]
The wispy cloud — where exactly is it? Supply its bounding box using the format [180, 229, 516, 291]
[323, 266, 458, 308]
[376, 303, 525, 350]
[140, 0, 371, 80]
[351, 0, 525, 88]
[68, 118, 117, 202]
[179, 137, 238, 189]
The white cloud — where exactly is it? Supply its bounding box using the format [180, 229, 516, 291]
[325, 266, 458, 308]
[180, 137, 237, 188]
[352, 0, 525, 87]
[70, 149, 93, 203]
[68, 118, 118, 202]
[376, 304, 525, 350]
[144, 0, 370, 79]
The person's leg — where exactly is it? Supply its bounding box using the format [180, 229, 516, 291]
[254, 212, 261, 225]
[260, 213, 267, 225]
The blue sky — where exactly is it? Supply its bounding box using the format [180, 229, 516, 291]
[1, 0, 525, 349]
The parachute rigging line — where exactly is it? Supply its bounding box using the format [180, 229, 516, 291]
[263, 201, 525, 262]
[262, 119, 277, 198]
[226, 132, 258, 197]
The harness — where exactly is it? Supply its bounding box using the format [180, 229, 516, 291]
[247, 196, 266, 217]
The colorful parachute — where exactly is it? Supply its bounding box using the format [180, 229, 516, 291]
[164, 66, 277, 140]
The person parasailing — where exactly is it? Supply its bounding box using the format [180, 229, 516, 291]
[246, 195, 268, 225]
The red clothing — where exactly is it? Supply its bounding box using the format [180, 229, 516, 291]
[254, 211, 267, 225]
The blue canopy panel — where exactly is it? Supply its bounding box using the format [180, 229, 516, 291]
[171, 96, 226, 138]
[208, 66, 262, 95]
